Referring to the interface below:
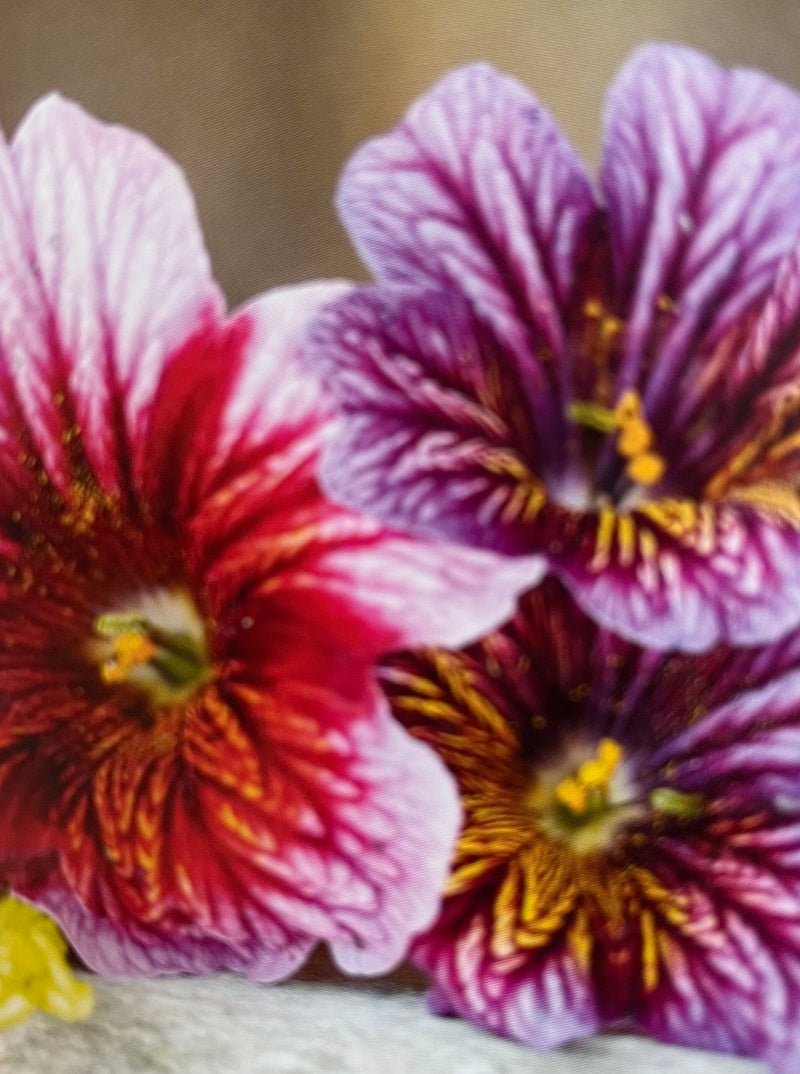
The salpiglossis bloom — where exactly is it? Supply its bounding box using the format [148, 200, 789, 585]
[381, 577, 800, 1072]
[309, 44, 800, 651]
[0, 95, 536, 980]
[0, 894, 93, 1029]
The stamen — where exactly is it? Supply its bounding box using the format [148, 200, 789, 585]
[568, 390, 666, 489]
[566, 401, 619, 434]
[100, 632, 158, 684]
[649, 786, 706, 819]
[91, 600, 209, 702]
[554, 778, 588, 815]
[626, 452, 666, 486]
[554, 737, 623, 820]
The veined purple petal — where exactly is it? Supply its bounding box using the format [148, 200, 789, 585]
[323, 45, 800, 655]
[309, 285, 549, 556]
[602, 44, 800, 435]
[336, 63, 598, 467]
[548, 498, 800, 651]
[414, 920, 600, 1051]
[637, 858, 800, 1071]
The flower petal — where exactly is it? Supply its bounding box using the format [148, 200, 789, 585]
[8, 93, 224, 497]
[193, 285, 545, 652]
[548, 498, 800, 650]
[636, 837, 800, 1070]
[16, 671, 459, 980]
[19, 883, 316, 982]
[337, 62, 597, 459]
[414, 909, 600, 1050]
[308, 285, 548, 555]
[325, 712, 461, 975]
[141, 280, 352, 526]
[602, 44, 800, 436]
[674, 245, 800, 502]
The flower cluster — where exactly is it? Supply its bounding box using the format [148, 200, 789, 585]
[305, 42, 800, 1073]
[1, 37, 800, 1074]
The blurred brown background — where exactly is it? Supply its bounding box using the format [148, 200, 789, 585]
[2, 0, 800, 309]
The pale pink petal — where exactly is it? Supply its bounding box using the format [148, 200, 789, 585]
[10, 93, 224, 495]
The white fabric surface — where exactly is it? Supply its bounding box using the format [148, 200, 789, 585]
[0, 974, 767, 1073]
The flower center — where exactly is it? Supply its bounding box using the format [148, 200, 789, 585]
[88, 589, 211, 705]
[568, 390, 666, 491]
[552, 736, 623, 821]
[534, 737, 645, 854]
[534, 736, 708, 855]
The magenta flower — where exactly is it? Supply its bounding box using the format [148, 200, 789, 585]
[309, 44, 800, 651]
[0, 95, 536, 981]
[381, 577, 800, 1072]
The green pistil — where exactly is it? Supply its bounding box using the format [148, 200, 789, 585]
[94, 612, 207, 692]
[566, 401, 619, 434]
[649, 787, 706, 820]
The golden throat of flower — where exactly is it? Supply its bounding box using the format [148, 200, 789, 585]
[92, 602, 210, 704]
[567, 390, 666, 487]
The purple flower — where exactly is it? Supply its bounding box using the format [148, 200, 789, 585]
[309, 44, 800, 651]
[381, 577, 800, 1072]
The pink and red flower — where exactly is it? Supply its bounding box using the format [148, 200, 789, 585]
[0, 95, 536, 980]
[309, 44, 800, 651]
[381, 577, 800, 1072]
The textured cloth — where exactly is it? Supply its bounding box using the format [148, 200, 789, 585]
[0, 975, 765, 1073]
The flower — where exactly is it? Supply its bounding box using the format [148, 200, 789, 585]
[308, 44, 800, 651]
[0, 95, 537, 981]
[380, 577, 800, 1072]
[0, 894, 93, 1029]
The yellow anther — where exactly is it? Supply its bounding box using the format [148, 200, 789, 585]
[101, 632, 158, 684]
[626, 452, 666, 486]
[597, 738, 623, 769]
[617, 417, 653, 458]
[577, 758, 611, 787]
[555, 738, 624, 819]
[554, 778, 588, 816]
[613, 389, 643, 425]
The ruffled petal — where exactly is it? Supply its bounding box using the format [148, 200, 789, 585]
[414, 914, 600, 1050]
[548, 498, 800, 650]
[9, 94, 224, 497]
[602, 44, 800, 445]
[634, 825, 800, 1070]
[19, 884, 315, 982]
[192, 285, 545, 652]
[324, 713, 461, 974]
[337, 63, 597, 461]
[308, 285, 546, 553]
[16, 672, 459, 980]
